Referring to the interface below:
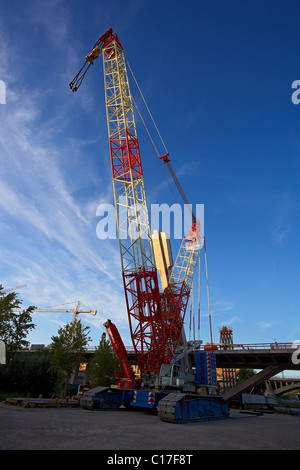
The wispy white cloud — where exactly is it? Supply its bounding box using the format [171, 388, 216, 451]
[26, 0, 71, 49]
[0, 8, 128, 346]
[256, 320, 280, 331]
[213, 299, 236, 313]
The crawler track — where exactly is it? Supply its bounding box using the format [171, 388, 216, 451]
[157, 393, 230, 423]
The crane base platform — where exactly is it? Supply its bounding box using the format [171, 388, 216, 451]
[157, 393, 230, 423]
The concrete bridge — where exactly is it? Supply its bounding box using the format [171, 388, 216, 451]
[122, 341, 300, 401]
[24, 341, 300, 402]
[265, 376, 300, 396]
[209, 342, 300, 402]
[212, 342, 298, 370]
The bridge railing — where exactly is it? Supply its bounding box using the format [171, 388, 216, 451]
[117, 342, 296, 354]
[22, 342, 294, 354]
[202, 342, 295, 351]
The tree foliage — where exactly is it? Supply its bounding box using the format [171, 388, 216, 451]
[236, 368, 256, 384]
[50, 319, 92, 393]
[88, 337, 121, 387]
[0, 285, 36, 359]
[236, 368, 266, 394]
[0, 350, 56, 398]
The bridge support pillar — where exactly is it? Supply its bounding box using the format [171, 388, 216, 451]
[223, 365, 284, 403]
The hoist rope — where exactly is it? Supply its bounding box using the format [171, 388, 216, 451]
[126, 57, 194, 226]
[127, 57, 214, 347]
[197, 252, 201, 340]
[189, 281, 192, 341]
[189, 279, 195, 342]
[126, 58, 169, 155]
[129, 76, 180, 206]
[204, 241, 213, 347]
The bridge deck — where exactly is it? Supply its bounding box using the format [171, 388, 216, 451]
[123, 343, 299, 371]
[213, 348, 298, 370]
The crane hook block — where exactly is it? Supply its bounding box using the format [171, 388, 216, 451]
[69, 28, 118, 92]
[85, 45, 102, 64]
[159, 153, 170, 164]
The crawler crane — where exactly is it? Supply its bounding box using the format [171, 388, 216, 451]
[69, 28, 229, 422]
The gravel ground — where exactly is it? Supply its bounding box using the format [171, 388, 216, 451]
[0, 401, 299, 452]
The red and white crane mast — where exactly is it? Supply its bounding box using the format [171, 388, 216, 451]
[102, 31, 167, 376]
[70, 29, 165, 375]
[69, 28, 201, 380]
[69, 30, 231, 423]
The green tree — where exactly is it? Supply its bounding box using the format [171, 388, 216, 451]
[88, 337, 121, 387]
[237, 368, 266, 394]
[237, 369, 256, 384]
[50, 320, 92, 396]
[0, 285, 36, 360]
[0, 350, 56, 398]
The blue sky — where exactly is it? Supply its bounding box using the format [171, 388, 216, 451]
[0, 0, 299, 357]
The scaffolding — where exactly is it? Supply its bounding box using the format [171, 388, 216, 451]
[219, 326, 237, 392]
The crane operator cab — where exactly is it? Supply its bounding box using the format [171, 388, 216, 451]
[159, 363, 196, 392]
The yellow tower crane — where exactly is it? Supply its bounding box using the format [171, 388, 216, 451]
[32, 301, 96, 324]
